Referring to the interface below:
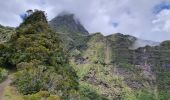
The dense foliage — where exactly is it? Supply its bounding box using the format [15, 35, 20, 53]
[69, 32, 170, 100]
[0, 9, 170, 100]
[0, 25, 15, 42]
[0, 10, 79, 99]
[0, 67, 8, 82]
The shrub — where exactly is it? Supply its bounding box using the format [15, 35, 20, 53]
[0, 68, 8, 82]
[1, 10, 79, 100]
[24, 91, 60, 100]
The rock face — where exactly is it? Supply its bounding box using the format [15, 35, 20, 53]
[49, 13, 89, 51]
[49, 13, 89, 35]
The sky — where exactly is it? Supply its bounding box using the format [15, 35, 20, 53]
[0, 0, 170, 42]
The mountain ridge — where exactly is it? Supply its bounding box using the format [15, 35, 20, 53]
[0, 10, 169, 100]
[49, 13, 170, 99]
[49, 12, 89, 35]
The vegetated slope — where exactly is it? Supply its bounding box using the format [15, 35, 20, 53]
[49, 13, 89, 51]
[49, 12, 88, 35]
[0, 10, 80, 99]
[50, 14, 170, 100]
[0, 10, 169, 100]
[0, 25, 15, 43]
[70, 33, 157, 100]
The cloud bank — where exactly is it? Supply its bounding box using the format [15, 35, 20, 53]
[0, 0, 170, 42]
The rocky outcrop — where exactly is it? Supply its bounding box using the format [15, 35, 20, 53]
[49, 13, 90, 51]
[49, 13, 89, 35]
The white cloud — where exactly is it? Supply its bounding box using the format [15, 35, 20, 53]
[152, 9, 170, 32]
[0, 0, 170, 42]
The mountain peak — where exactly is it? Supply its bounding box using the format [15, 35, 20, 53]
[17, 10, 50, 35]
[49, 12, 89, 35]
[57, 11, 74, 17]
[20, 10, 48, 27]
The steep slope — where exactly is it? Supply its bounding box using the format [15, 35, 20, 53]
[49, 12, 88, 35]
[49, 13, 170, 99]
[49, 13, 89, 51]
[156, 41, 170, 99]
[0, 10, 79, 99]
[0, 10, 169, 100]
[69, 33, 158, 99]
[0, 25, 15, 43]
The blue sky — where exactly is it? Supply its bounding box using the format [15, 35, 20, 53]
[154, 1, 170, 14]
[0, 0, 170, 42]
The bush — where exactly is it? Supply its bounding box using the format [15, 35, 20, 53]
[24, 91, 60, 100]
[1, 10, 79, 100]
[135, 89, 155, 100]
[13, 61, 78, 99]
[0, 68, 8, 82]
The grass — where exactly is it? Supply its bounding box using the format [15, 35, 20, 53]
[2, 86, 61, 100]
[2, 86, 24, 100]
[135, 89, 157, 100]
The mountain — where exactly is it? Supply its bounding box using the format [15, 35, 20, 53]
[49, 14, 170, 100]
[49, 13, 89, 51]
[0, 10, 79, 99]
[0, 10, 169, 100]
[49, 12, 89, 35]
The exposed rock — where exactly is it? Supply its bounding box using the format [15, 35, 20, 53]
[49, 12, 89, 35]
[75, 56, 88, 65]
[126, 80, 143, 89]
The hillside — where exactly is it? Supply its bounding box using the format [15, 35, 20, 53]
[49, 14, 170, 100]
[0, 10, 169, 100]
[0, 10, 79, 99]
[49, 13, 89, 51]
[0, 25, 15, 43]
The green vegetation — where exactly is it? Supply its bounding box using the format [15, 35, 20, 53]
[135, 89, 156, 100]
[24, 91, 60, 100]
[0, 25, 15, 43]
[155, 41, 170, 100]
[0, 9, 170, 100]
[0, 10, 79, 99]
[68, 32, 162, 99]
[2, 86, 60, 100]
[2, 86, 24, 100]
[0, 68, 8, 82]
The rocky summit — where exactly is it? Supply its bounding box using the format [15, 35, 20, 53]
[49, 12, 89, 35]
